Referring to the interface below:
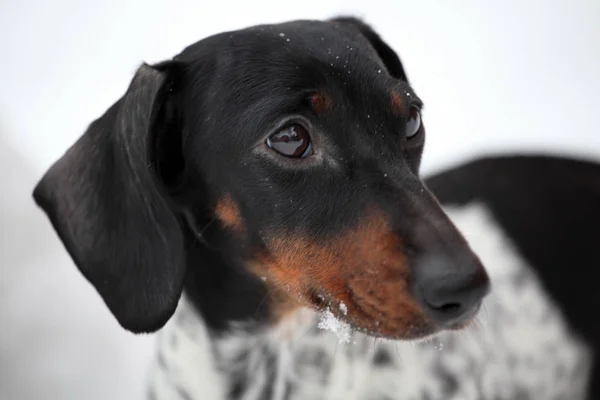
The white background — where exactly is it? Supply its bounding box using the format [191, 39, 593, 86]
[1, 1, 599, 399]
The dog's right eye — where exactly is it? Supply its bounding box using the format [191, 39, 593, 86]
[266, 124, 313, 158]
[406, 106, 422, 139]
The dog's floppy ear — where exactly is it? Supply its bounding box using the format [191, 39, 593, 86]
[330, 17, 408, 82]
[33, 63, 186, 333]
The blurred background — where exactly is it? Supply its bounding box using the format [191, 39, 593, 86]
[1, 0, 599, 399]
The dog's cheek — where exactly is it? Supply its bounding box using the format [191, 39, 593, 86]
[322, 216, 429, 337]
[248, 242, 330, 321]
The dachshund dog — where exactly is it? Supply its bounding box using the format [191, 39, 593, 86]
[33, 17, 599, 400]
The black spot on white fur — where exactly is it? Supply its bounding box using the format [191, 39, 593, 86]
[433, 364, 458, 396]
[177, 387, 194, 400]
[373, 348, 393, 367]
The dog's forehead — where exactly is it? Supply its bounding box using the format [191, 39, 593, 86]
[244, 19, 373, 51]
[178, 20, 387, 85]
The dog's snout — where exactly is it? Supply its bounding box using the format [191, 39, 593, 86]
[414, 256, 490, 327]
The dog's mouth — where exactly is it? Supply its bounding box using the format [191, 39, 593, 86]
[306, 288, 480, 341]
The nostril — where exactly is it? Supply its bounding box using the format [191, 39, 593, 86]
[415, 264, 490, 326]
[419, 285, 480, 326]
[422, 294, 465, 318]
[436, 302, 461, 313]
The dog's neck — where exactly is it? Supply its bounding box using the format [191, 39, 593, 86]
[148, 205, 591, 400]
[181, 229, 273, 332]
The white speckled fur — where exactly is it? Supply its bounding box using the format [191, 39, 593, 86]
[147, 204, 592, 400]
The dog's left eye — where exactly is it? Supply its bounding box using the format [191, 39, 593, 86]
[267, 124, 313, 158]
[406, 106, 422, 139]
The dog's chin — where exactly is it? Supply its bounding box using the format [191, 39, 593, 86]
[321, 308, 439, 342]
[332, 308, 480, 343]
[354, 325, 439, 341]
[349, 317, 476, 343]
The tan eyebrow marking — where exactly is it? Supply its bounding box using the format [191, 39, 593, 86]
[390, 90, 404, 115]
[310, 92, 332, 114]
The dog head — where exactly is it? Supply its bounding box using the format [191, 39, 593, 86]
[33, 17, 489, 339]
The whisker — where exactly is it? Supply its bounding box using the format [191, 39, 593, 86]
[198, 217, 218, 238]
[461, 318, 484, 343]
[253, 293, 270, 317]
[454, 328, 469, 343]
[472, 316, 485, 333]
[340, 328, 354, 357]
[182, 209, 219, 249]
[481, 303, 490, 323]
[371, 337, 377, 360]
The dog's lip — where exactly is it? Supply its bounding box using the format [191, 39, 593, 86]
[309, 292, 439, 341]
[308, 288, 481, 340]
[313, 299, 477, 341]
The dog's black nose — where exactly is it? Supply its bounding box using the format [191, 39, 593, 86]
[414, 256, 490, 327]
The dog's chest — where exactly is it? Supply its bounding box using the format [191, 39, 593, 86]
[147, 205, 592, 400]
